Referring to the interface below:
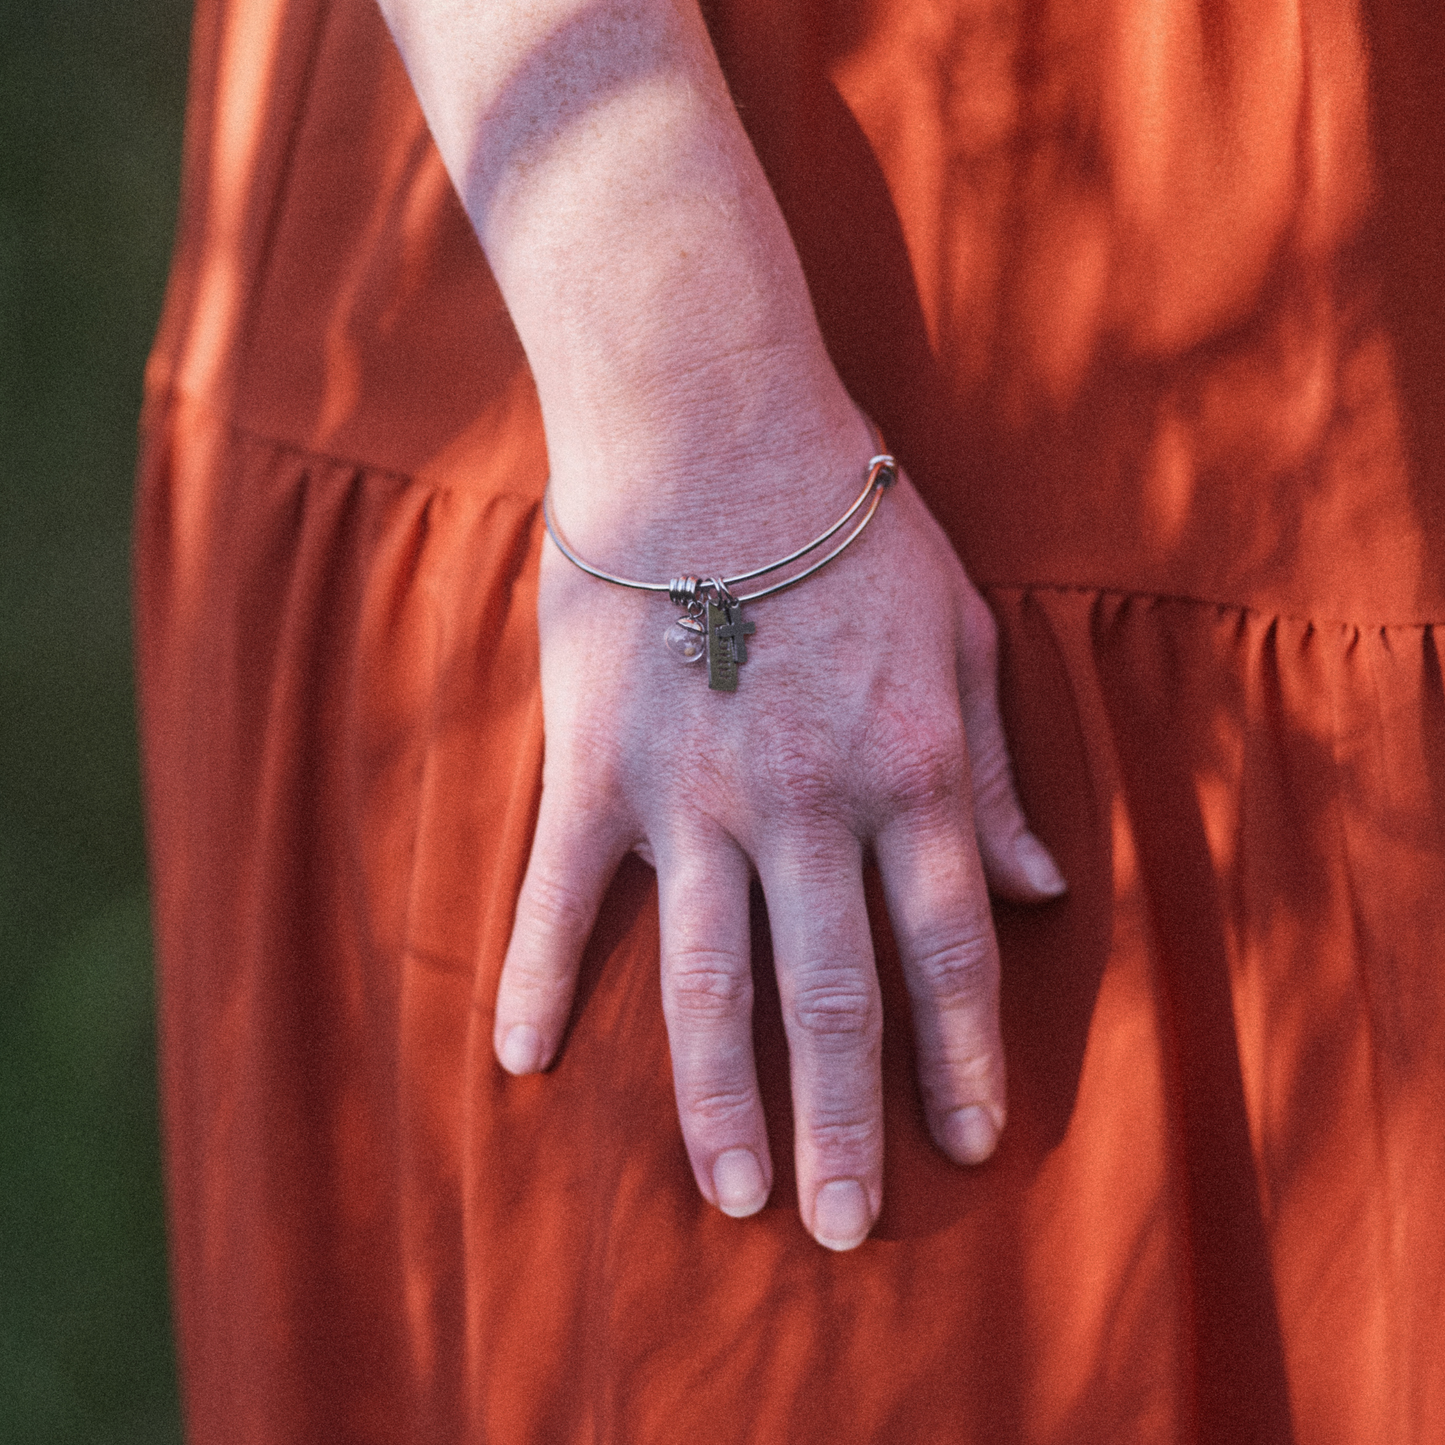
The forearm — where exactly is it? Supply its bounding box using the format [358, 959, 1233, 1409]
[377, 0, 867, 568]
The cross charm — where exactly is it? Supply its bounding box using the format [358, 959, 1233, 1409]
[706, 597, 755, 691]
[715, 601, 756, 664]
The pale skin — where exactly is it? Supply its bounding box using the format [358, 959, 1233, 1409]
[377, 0, 1066, 1250]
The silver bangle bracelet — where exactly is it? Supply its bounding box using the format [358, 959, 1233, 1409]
[541, 448, 898, 692]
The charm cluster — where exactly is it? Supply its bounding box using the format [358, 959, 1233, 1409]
[664, 577, 755, 693]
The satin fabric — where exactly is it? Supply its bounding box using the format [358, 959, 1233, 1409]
[136, 1, 1445, 1440]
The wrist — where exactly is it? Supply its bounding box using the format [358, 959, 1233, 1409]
[541, 386, 878, 581]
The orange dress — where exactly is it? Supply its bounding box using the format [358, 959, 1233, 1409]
[135, 1, 1445, 1441]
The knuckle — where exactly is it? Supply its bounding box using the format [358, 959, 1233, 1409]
[517, 865, 596, 941]
[789, 975, 879, 1043]
[666, 950, 751, 1023]
[873, 721, 968, 817]
[497, 952, 574, 1020]
[969, 746, 1025, 836]
[682, 1084, 757, 1132]
[756, 719, 844, 822]
[910, 927, 998, 1011]
[920, 1047, 1005, 1119]
[808, 1114, 883, 1158]
[501, 949, 560, 995]
[966, 723, 1011, 799]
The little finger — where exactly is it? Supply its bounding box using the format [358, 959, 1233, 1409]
[954, 592, 1066, 902]
[874, 808, 1006, 1165]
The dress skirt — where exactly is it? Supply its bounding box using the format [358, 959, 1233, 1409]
[135, 0, 1445, 1440]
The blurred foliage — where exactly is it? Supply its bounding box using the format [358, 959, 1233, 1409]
[1, 0, 193, 1438]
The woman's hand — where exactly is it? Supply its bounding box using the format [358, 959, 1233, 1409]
[377, 0, 1064, 1248]
[496, 445, 1065, 1250]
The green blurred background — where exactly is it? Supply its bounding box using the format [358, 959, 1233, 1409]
[2, 0, 192, 1438]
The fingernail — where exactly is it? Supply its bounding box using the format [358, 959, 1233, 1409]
[813, 1179, 872, 1251]
[498, 1024, 543, 1075]
[1020, 835, 1067, 898]
[944, 1104, 1000, 1164]
[713, 1149, 767, 1218]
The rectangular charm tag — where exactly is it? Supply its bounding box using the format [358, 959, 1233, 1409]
[706, 599, 738, 691]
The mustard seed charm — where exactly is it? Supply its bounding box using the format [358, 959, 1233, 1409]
[663, 616, 705, 663]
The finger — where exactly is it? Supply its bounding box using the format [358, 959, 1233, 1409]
[657, 831, 771, 1218]
[761, 832, 882, 1251]
[954, 593, 1067, 902]
[494, 779, 630, 1075]
[874, 805, 1006, 1165]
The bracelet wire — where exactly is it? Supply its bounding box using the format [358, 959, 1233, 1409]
[541, 451, 898, 606]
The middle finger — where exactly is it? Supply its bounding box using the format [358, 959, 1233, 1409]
[760, 830, 882, 1251]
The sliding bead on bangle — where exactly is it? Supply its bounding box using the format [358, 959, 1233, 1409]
[541, 448, 897, 692]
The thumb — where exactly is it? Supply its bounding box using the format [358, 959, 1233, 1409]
[494, 773, 629, 1074]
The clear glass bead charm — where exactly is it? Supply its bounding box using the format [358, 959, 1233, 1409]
[664, 617, 706, 663]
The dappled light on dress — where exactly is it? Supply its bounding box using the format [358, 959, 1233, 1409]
[133, 0, 1445, 1441]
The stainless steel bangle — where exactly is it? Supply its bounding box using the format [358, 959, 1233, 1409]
[540, 449, 898, 692]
